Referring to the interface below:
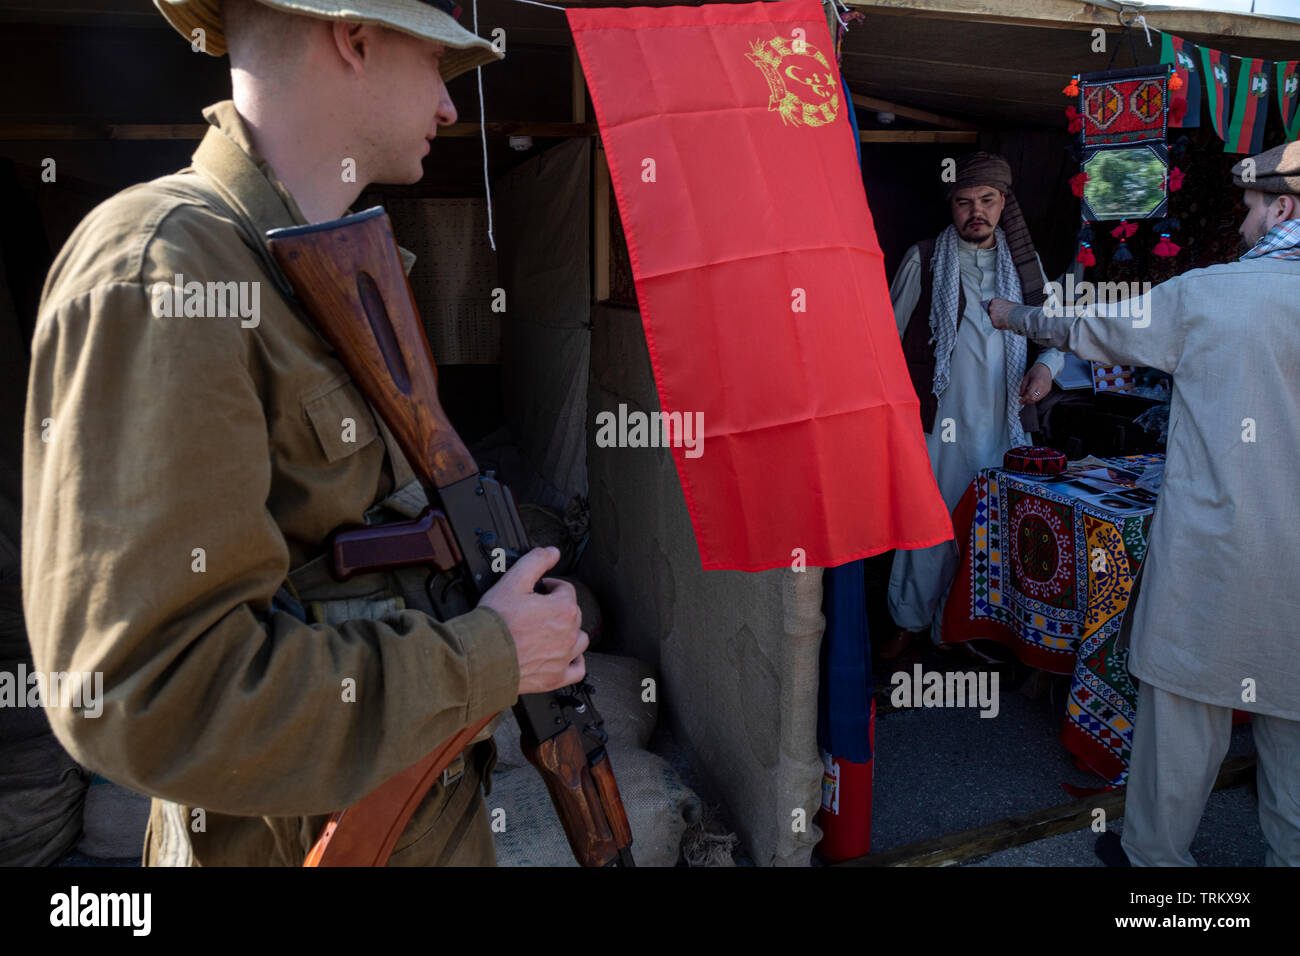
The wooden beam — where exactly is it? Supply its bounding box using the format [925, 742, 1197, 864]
[842, 0, 1300, 44]
[0, 122, 600, 141]
[439, 122, 598, 138]
[0, 124, 208, 140]
[572, 46, 586, 123]
[850, 94, 978, 131]
[860, 130, 978, 143]
[840, 754, 1257, 867]
[593, 145, 611, 303]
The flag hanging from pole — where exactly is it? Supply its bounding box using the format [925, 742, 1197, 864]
[567, 0, 952, 571]
[1199, 46, 1233, 141]
[1277, 60, 1300, 141]
[1160, 33, 1201, 128]
[1225, 57, 1272, 154]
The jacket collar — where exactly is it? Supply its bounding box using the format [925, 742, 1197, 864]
[188, 100, 418, 282]
[192, 100, 309, 235]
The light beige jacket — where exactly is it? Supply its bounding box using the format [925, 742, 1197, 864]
[1008, 257, 1300, 720]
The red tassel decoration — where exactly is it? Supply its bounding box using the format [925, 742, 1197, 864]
[1153, 235, 1181, 257]
[1077, 243, 1096, 266]
[1168, 167, 1185, 192]
[1169, 73, 1184, 91]
[1111, 219, 1138, 239]
[1070, 172, 1089, 197]
[1063, 76, 1080, 97]
[1064, 106, 1084, 134]
[1169, 98, 1188, 124]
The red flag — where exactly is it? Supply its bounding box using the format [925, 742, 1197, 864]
[568, 0, 951, 571]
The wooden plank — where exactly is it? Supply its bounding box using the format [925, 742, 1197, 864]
[840, 754, 1257, 867]
[842, 0, 1300, 43]
[850, 95, 978, 131]
[0, 0, 158, 25]
[859, 130, 978, 143]
[849, 82, 1062, 127]
[593, 145, 611, 303]
[0, 122, 600, 141]
[440, 122, 598, 138]
[0, 124, 208, 140]
[572, 46, 586, 123]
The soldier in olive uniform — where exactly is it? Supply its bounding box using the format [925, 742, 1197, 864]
[22, 0, 588, 866]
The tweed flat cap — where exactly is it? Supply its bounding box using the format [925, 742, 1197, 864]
[1232, 141, 1300, 194]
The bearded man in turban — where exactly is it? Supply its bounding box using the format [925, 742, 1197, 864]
[883, 152, 1067, 656]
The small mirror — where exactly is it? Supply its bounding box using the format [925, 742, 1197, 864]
[1081, 147, 1167, 221]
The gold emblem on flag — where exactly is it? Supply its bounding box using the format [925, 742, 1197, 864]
[746, 36, 840, 128]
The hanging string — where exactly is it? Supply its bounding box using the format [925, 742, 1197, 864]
[510, 0, 567, 9]
[1133, 14, 1153, 47]
[474, 0, 495, 251]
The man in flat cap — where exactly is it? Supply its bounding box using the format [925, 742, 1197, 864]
[23, 0, 589, 866]
[884, 152, 1067, 656]
[990, 140, 1300, 867]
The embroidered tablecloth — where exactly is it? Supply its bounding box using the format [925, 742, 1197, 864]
[942, 454, 1166, 785]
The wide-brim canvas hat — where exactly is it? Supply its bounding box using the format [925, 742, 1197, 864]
[154, 0, 503, 82]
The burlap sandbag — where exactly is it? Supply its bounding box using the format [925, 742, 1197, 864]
[493, 651, 658, 771]
[488, 747, 700, 867]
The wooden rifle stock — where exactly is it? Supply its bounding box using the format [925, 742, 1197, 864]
[267, 208, 633, 868]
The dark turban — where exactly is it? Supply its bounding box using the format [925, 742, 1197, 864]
[943, 151, 1045, 307]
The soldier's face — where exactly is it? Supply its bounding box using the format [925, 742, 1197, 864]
[950, 187, 1005, 245]
[360, 30, 459, 185]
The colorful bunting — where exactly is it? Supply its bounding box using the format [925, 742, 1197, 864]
[1160, 33, 1201, 128]
[1225, 57, 1272, 154]
[1199, 46, 1233, 140]
[1277, 60, 1300, 141]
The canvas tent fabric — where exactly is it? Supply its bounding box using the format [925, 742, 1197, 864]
[585, 302, 825, 866]
[493, 138, 825, 864]
[494, 137, 592, 512]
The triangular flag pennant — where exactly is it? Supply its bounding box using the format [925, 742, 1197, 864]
[1199, 46, 1233, 140]
[1277, 60, 1300, 141]
[1225, 57, 1272, 154]
[1161, 33, 1201, 128]
[567, 0, 952, 570]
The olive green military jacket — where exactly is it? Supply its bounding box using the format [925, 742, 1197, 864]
[22, 101, 520, 865]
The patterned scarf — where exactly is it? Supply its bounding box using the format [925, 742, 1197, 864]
[929, 224, 1029, 449]
[1241, 218, 1300, 260]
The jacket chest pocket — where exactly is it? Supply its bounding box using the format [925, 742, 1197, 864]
[301, 375, 380, 463]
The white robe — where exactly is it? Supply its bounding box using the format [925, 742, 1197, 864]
[886, 238, 1065, 635]
[1007, 256, 1300, 720]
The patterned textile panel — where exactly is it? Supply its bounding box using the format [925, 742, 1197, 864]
[954, 455, 1163, 783]
[1080, 70, 1168, 146]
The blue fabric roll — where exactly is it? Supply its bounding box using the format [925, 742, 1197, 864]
[817, 559, 873, 763]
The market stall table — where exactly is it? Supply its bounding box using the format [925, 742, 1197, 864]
[942, 454, 1167, 788]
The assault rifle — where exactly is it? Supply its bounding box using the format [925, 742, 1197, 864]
[267, 208, 633, 867]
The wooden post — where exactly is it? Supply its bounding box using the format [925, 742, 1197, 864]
[593, 145, 611, 304]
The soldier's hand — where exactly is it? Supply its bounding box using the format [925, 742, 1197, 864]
[478, 546, 588, 696]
